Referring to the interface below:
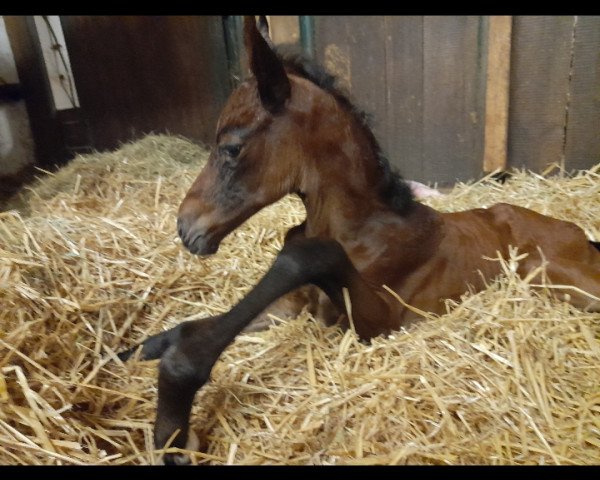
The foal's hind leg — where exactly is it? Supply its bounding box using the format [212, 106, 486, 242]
[121, 237, 391, 464]
[521, 254, 600, 311]
[543, 260, 600, 311]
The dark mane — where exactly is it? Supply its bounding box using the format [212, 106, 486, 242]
[274, 44, 414, 215]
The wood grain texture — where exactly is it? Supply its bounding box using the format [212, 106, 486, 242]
[383, 16, 424, 181]
[422, 16, 487, 184]
[347, 16, 388, 159]
[310, 16, 598, 182]
[60, 16, 231, 150]
[564, 16, 600, 171]
[507, 16, 574, 170]
[313, 16, 392, 172]
[314, 16, 487, 184]
[483, 16, 512, 172]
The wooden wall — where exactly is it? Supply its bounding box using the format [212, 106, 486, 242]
[509, 16, 600, 172]
[8, 16, 599, 186]
[60, 16, 231, 150]
[313, 15, 600, 184]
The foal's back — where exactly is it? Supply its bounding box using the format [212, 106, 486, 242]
[391, 202, 600, 320]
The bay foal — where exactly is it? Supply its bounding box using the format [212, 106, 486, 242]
[120, 16, 600, 463]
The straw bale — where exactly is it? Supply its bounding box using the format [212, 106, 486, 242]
[0, 134, 598, 465]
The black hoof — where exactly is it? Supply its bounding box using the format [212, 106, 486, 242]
[162, 452, 192, 465]
[116, 347, 137, 362]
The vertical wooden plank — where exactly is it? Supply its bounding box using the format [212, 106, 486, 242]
[564, 16, 600, 171]
[483, 16, 512, 172]
[316, 16, 489, 184]
[347, 17, 388, 154]
[383, 16, 424, 182]
[313, 16, 388, 164]
[316, 16, 426, 181]
[423, 16, 487, 184]
[507, 16, 574, 170]
[317, 16, 387, 151]
[314, 16, 352, 91]
[268, 16, 300, 45]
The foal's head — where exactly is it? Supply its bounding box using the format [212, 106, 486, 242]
[177, 16, 308, 255]
[177, 16, 412, 255]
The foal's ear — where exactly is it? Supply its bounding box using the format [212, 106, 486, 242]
[243, 15, 291, 114]
[256, 15, 275, 49]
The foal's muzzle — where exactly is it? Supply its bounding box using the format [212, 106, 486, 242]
[177, 216, 220, 256]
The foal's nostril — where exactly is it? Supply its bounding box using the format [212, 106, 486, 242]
[176, 217, 187, 240]
[176, 216, 219, 256]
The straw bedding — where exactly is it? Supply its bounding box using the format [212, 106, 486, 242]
[0, 134, 598, 465]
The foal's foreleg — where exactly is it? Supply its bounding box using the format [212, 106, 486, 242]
[243, 222, 314, 333]
[124, 237, 390, 463]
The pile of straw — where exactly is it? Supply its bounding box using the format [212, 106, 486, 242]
[0, 135, 598, 465]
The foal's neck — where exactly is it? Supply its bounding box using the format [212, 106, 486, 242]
[300, 139, 394, 240]
[292, 80, 413, 241]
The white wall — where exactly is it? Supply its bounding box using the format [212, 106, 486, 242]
[0, 16, 35, 176]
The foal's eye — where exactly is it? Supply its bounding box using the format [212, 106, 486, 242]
[219, 144, 242, 158]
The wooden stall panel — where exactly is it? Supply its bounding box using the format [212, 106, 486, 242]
[314, 16, 487, 184]
[507, 16, 574, 171]
[564, 16, 600, 171]
[314, 16, 390, 171]
[60, 16, 231, 151]
[314, 15, 430, 182]
[483, 16, 512, 173]
[383, 16, 424, 182]
[422, 16, 487, 184]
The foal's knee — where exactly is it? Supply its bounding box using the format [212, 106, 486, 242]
[159, 344, 210, 393]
